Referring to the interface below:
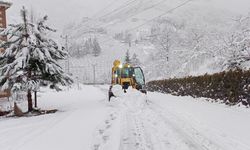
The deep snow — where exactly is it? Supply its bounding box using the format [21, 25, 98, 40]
[0, 85, 250, 150]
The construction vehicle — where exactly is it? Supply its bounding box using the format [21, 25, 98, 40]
[109, 60, 146, 101]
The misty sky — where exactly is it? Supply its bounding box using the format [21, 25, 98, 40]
[6, 0, 250, 31]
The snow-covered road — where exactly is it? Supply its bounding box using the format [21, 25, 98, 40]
[0, 85, 250, 150]
[92, 86, 250, 150]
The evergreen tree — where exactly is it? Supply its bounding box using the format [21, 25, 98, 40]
[131, 53, 141, 66]
[83, 40, 90, 55]
[124, 33, 132, 47]
[124, 49, 131, 64]
[92, 38, 101, 57]
[0, 7, 73, 112]
[88, 38, 93, 53]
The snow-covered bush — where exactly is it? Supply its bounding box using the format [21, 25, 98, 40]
[222, 14, 250, 70]
[68, 37, 102, 58]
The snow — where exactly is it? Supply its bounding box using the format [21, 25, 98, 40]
[1, 85, 250, 150]
[110, 85, 125, 98]
[0, 85, 109, 150]
[1, 0, 250, 149]
[148, 93, 250, 150]
[0, 0, 12, 4]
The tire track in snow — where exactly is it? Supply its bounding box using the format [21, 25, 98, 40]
[117, 90, 154, 150]
[95, 86, 224, 150]
[118, 95, 225, 150]
[149, 101, 250, 150]
[141, 107, 197, 150]
[119, 110, 153, 150]
[118, 93, 193, 150]
[149, 102, 223, 150]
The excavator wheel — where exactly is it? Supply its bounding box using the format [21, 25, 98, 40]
[140, 89, 147, 94]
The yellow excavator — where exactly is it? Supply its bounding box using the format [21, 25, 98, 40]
[109, 60, 146, 101]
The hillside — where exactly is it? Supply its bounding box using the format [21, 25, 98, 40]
[5, 0, 250, 82]
[62, 0, 248, 82]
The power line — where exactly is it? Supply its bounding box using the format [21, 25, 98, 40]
[68, 0, 140, 38]
[72, 0, 120, 29]
[99, 0, 193, 45]
[100, 0, 168, 29]
[98, 0, 139, 20]
[92, 0, 121, 18]
[128, 0, 193, 32]
[74, 0, 167, 36]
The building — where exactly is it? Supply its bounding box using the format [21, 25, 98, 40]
[0, 1, 11, 41]
[0, 0, 11, 98]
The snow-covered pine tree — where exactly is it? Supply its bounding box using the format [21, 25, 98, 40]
[131, 53, 141, 66]
[88, 38, 93, 53]
[124, 33, 132, 47]
[35, 15, 73, 85]
[124, 49, 131, 64]
[0, 7, 73, 112]
[92, 38, 101, 57]
[83, 40, 90, 55]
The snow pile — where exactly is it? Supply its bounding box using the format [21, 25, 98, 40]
[0, 99, 11, 112]
[110, 85, 125, 98]
[110, 85, 147, 112]
[111, 85, 146, 100]
[0, 0, 12, 3]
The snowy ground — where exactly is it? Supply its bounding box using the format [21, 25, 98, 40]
[0, 85, 250, 150]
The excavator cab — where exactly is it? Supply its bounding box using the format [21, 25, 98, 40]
[109, 60, 146, 101]
[133, 67, 146, 90]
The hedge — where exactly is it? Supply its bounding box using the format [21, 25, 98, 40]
[146, 69, 250, 106]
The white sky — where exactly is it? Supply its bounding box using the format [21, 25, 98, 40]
[208, 0, 250, 14]
[6, 0, 250, 31]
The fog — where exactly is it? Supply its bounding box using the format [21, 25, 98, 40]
[6, 0, 250, 31]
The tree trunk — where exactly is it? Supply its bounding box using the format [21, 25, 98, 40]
[27, 90, 33, 112]
[27, 66, 33, 111]
[34, 91, 37, 108]
[34, 71, 37, 108]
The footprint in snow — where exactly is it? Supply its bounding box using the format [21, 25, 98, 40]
[135, 142, 140, 147]
[106, 124, 111, 129]
[93, 144, 100, 150]
[105, 120, 109, 124]
[99, 129, 104, 135]
[92, 112, 118, 150]
[102, 135, 109, 142]
[123, 137, 128, 141]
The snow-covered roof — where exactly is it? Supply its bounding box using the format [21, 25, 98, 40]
[0, 0, 12, 8]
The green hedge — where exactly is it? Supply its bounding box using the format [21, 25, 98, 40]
[146, 69, 250, 106]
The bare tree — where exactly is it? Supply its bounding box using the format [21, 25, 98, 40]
[222, 14, 250, 69]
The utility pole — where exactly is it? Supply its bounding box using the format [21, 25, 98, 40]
[66, 35, 70, 74]
[61, 35, 70, 90]
[61, 35, 70, 74]
[92, 64, 96, 85]
[76, 76, 80, 90]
